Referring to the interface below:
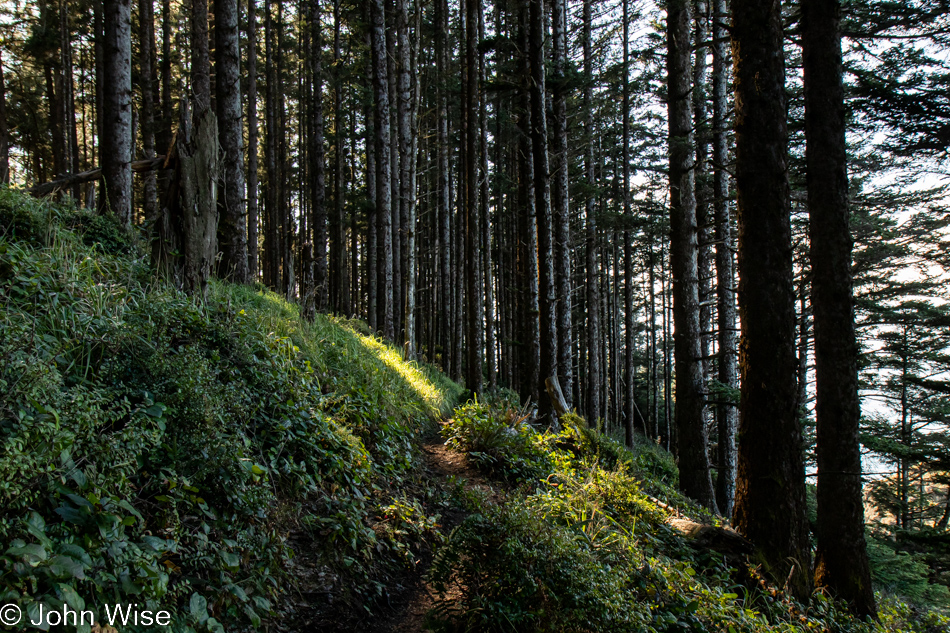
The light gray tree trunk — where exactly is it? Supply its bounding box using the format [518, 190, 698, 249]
[712, 0, 737, 518]
[370, 0, 394, 339]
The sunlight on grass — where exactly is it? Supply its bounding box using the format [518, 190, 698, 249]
[211, 281, 462, 420]
[358, 334, 443, 408]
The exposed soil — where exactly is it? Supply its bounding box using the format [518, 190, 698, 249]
[282, 431, 490, 633]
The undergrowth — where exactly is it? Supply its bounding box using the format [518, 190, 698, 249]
[0, 188, 462, 632]
[430, 399, 950, 633]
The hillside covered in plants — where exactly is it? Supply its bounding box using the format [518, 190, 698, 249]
[1, 191, 948, 632]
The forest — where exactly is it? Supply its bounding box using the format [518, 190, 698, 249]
[0, 0, 949, 630]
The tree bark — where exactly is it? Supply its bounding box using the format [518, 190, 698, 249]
[138, 0, 158, 231]
[667, 0, 719, 513]
[370, 0, 394, 339]
[464, 0, 484, 392]
[215, 0, 249, 283]
[712, 0, 736, 519]
[731, 0, 812, 600]
[191, 0, 211, 113]
[247, 0, 260, 282]
[551, 0, 573, 408]
[308, 0, 328, 310]
[529, 0, 557, 417]
[101, 0, 133, 227]
[0, 51, 11, 183]
[583, 0, 601, 425]
[622, 0, 636, 446]
[179, 99, 219, 297]
[803, 0, 877, 618]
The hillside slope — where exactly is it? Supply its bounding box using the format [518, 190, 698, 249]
[0, 189, 461, 631]
[1, 188, 947, 633]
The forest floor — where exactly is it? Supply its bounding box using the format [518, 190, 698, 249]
[291, 429, 493, 633]
[362, 437, 487, 633]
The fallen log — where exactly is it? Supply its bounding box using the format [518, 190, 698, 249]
[29, 156, 167, 198]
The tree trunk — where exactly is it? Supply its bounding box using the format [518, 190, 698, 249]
[464, 0, 484, 392]
[582, 0, 601, 425]
[731, 0, 812, 600]
[215, 0, 249, 283]
[370, 0, 394, 339]
[309, 0, 328, 310]
[0, 51, 10, 183]
[138, 0, 158, 231]
[332, 0, 349, 314]
[551, 0, 573, 408]
[803, 0, 877, 618]
[247, 0, 260, 281]
[622, 0, 635, 446]
[529, 0, 557, 418]
[264, 0, 278, 289]
[667, 0, 719, 513]
[179, 98, 220, 297]
[101, 0, 133, 227]
[712, 0, 736, 520]
[191, 0, 211, 112]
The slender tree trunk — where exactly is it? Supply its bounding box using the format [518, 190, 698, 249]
[332, 0, 349, 314]
[101, 0, 133, 226]
[520, 1, 540, 403]
[622, 0, 636, 445]
[463, 0, 484, 391]
[803, 0, 876, 617]
[159, 0, 172, 152]
[309, 0, 328, 310]
[551, 0, 573, 407]
[712, 0, 736, 518]
[529, 0, 557, 417]
[264, 0, 279, 289]
[0, 51, 11, 183]
[247, 0, 260, 281]
[370, 0, 394, 339]
[582, 0, 602, 425]
[138, 0, 158, 229]
[436, 0, 451, 372]
[731, 0, 812, 599]
[215, 0, 249, 283]
[396, 0, 415, 350]
[191, 0, 211, 112]
[667, 0, 718, 512]
[479, 7, 496, 389]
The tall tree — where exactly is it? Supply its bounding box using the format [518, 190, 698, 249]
[667, 0, 718, 512]
[802, 0, 876, 617]
[529, 0, 557, 415]
[0, 51, 11, 183]
[246, 0, 260, 281]
[215, 0, 249, 283]
[101, 0, 132, 226]
[583, 0, 602, 425]
[370, 0, 394, 339]
[308, 0, 328, 310]
[180, 0, 219, 296]
[731, 0, 811, 600]
[712, 0, 736, 518]
[138, 0, 158, 226]
[551, 0, 573, 406]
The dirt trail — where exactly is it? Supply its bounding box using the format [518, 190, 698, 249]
[354, 437, 489, 633]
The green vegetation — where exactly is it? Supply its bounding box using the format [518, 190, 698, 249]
[0, 189, 461, 631]
[431, 399, 949, 633]
[1, 188, 948, 632]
